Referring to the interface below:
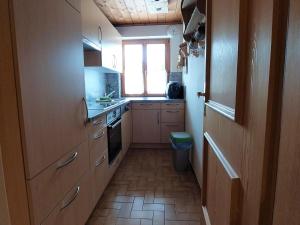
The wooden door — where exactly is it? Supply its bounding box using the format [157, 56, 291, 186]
[12, 0, 86, 178]
[272, 1, 300, 224]
[202, 0, 285, 224]
[132, 110, 160, 143]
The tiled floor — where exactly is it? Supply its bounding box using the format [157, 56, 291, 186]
[87, 149, 205, 225]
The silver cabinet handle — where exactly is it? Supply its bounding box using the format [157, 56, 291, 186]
[166, 110, 179, 113]
[56, 152, 78, 170]
[94, 130, 105, 140]
[95, 155, 106, 167]
[157, 111, 160, 124]
[60, 186, 80, 211]
[166, 103, 179, 106]
[82, 98, 88, 126]
[139, 103, 152, 106]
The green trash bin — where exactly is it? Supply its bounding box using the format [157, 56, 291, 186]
[170, 132, 193, 171]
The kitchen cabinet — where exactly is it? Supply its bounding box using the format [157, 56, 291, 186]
[121, 109, 132, 155]
[88, 114, 109, 207]
[11, 0, 90, 224]
[132, 102, 185, 144]
[81, 0, 102, 49]
[27, 142, 89, 225]
[12, 0, 87, 179]
[132, 108, 161, 143]
[81, 0, 123, 72]
[41, 172, 92, 225]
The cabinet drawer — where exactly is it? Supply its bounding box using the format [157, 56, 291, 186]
[132, 102, 161, 110]
[161, 123, 185, 143]
[91, 150, 109, 207]
[89, 127, 108, 155]
[28, 142, 89, 225]
[161, 110, 185, 123]
[89, 115, 106, 133]
[161, 102, 185, 110]
[41, 172, 92, 225]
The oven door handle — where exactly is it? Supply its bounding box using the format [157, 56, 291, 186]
[108, 119, 122, 129]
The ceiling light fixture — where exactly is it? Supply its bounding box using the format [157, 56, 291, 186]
[146, 0, 169, 14]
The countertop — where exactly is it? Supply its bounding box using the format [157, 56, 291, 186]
[87, 97, 185, 121]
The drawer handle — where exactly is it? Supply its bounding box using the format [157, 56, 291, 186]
[139, 103, 152, 106]
[94, 130, 105, 140]
[95, 155, 106, 167]
[166, 110, 179, 113]
[93, 119, 104, 126]
[166, 124, 180, 127]
[56, 152, 78, 170]
[60, 186, 80, 211]
[166, 103, 179, 106]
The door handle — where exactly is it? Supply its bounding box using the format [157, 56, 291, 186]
[197, 92, 206, 97]
[157, 111, 160, 124]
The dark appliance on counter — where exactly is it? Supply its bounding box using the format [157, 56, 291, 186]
[107, 107, 122, 165]
[166, 81, 184, 99]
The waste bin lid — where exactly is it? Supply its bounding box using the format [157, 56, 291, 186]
[170, 132, 193, 143]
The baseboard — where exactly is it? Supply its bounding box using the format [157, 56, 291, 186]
[130, 143, 172, 149]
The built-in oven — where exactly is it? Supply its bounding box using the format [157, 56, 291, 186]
[107, 107, 122, 165]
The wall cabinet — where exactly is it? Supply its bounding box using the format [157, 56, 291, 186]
[81, 0, 123, 72]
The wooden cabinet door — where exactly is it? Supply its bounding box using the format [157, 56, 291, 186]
[99, 7, 122, 73]
[81, 0, 102, 49]
[272, 1, 300, 224]
[132, 110, 160, 143]
[12, 0, 86, 178]
[122, 110, 132, 153]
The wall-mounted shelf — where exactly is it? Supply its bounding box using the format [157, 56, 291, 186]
[181, 0, 206, 42]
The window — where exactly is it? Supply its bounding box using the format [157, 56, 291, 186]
[122, 39, 170, 96]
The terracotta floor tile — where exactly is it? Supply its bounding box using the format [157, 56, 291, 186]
[143, 203, 165, 211]
[131, 210, 154, 219]
[87, 149, 204, 225]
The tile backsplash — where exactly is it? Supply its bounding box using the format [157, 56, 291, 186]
[84, 68, 120, 102]
[169, 72, 182, 83]
[85, 69, 181, 101]
[105, 73, 121, 98]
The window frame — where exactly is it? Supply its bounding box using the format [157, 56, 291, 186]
[121, 39, 170, 97]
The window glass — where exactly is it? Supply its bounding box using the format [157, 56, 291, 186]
[146, 44, 167, 94]
[124, 44, 144, 94]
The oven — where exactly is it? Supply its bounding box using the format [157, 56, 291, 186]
[107, 107, 122, 165]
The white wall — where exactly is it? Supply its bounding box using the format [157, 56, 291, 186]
[182, 53, 205, 187]
[116, 24, 183, 73]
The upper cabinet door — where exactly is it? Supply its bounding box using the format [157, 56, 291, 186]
[81, 0, 123, 73]
[12, 0, 86, 178]
[81, 0, 102, 49]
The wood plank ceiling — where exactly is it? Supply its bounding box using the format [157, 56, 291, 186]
[94, 0, 183, 25]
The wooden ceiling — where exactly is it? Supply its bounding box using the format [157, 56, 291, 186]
[94, 0, 183, 25]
